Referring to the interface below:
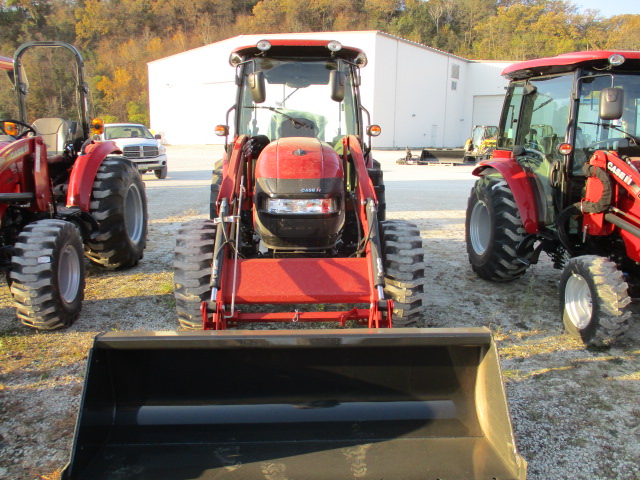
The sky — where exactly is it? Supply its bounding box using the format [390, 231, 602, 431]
[572, 0, 638, 18]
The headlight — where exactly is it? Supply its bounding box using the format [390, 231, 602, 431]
[158, 145, 166, 154]
[265, 198, 338, 214]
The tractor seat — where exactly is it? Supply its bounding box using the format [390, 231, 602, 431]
[32, 118, 69, 156]
[279, 118, 318, 138]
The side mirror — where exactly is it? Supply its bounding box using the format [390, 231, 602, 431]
[248, 71, 266, 104]
[599, 87, 624, 120]
[329, 71, 346, 102]
[154, 133, 162, 140]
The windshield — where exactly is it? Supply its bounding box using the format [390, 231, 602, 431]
[105, 125, 154, 140]
[237, 58, 358, 145]
[576, 73, 640, 161]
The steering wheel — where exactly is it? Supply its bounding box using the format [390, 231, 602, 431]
[0, 119, 37, 138]
[523, 142, 545, 158]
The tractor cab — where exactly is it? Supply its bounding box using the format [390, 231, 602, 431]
[495, 51, 640, 227]
[467, 50, 640, 346]
[218, 40, 378, 158]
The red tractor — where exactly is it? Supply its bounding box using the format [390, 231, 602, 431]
[173, 39, 422, 330]
[0, 41, 148, 329]
[60, 40, 528, 480]
[465, 50, 640, 346]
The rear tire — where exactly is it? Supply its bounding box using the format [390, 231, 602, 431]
[10, 220, 85, 330]
[85, 156, 148, 269]
[380, 220, 425, 327]
[174, 219, 215, 329]
[209, 160, 223, 219]
[465, 174, 532, 281]
[560, 255, 631, 346]
[155, 167, 167, 179]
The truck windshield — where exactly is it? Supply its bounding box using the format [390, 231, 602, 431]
[576, 73, 640, 161]
[237, 58, 358, 145]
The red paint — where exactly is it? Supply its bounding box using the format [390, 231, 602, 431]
[503, 51, 640, 79]
[0, 137, 52, 215]
[584, 151, 640, 262]
[66, 140, 120, 210]
[255, 137, 342, 180]
[222, 257, 371, 304]
[232, 39, 364, 62]
[472, 153, 539, 233]
[0, 56, 13, 71]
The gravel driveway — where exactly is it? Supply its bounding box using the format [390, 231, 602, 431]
[0, 145, 638, 479]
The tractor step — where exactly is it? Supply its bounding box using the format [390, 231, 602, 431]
[222, 257, 371, 304]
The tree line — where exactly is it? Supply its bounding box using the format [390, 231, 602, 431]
[0, 0, 638, 124]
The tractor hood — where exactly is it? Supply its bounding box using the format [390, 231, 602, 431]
[254, 137, 343, 194]
[253, 137, 345, 251]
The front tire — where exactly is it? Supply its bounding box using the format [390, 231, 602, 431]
[10, 220, 85, 330]
[380, 220, 425, 327]
[85, 156, 148, 269]
[560, 255, 631, 346]
[465, 174, 532, 281]
[174, 219, 215, 329]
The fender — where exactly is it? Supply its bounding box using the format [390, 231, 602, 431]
[473, 151, 539, 233]
[67, 140, 120, 211]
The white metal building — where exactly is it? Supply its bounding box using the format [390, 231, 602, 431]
[148, 31, 511, 148]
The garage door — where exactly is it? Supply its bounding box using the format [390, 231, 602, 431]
[472, 95, 504, 127]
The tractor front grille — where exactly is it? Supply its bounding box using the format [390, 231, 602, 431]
[122, 146, 160, 159]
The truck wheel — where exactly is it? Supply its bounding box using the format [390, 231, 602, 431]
[465, 174, 532, 281]
[174, 219, 215, 329]
[560, 255, 631, 346]
[369, 160, 386, 222]
[380, 220, 425, 327]
[10, 220, 85, 330]
[85, 156, 148, 269]
[209, 160, 222, 219]
[155, 167, 167, 179]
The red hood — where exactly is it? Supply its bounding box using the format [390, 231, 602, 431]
[255, 137, 343, 181]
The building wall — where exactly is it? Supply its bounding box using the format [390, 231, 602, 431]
[148, 32, 511, 148]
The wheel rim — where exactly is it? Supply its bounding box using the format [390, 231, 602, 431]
[564, 273, 593, 329]
[469, 199, 490, 255]
[125, 183, 144, 243]
[59, 244, 81, 303]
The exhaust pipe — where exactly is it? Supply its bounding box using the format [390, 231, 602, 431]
[62, 328, 526, 479]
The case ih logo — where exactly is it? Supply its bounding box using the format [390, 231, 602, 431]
[301, 188, 321, 193]
[607, 161, 634, 186]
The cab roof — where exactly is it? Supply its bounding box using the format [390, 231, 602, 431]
[231, 39, 366, 64]
[503, 50, 640, 80]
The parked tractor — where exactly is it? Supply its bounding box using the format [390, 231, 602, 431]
[463, 125, 497, 163]
[465, 50, 640, 346]
[0, 41, 148, 329]
[61, 40, 527, 480]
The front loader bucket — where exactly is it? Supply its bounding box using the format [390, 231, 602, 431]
[62, 328, 526, 480]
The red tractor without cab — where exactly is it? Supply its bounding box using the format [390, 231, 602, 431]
[0, 41, 148, 329]
[466, 50, 640, 346]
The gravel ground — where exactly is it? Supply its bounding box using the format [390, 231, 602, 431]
[0, 145, 638, 479]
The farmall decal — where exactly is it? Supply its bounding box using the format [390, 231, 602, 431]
[6, 145, 28, 163]
[607, 161, 633, 186]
